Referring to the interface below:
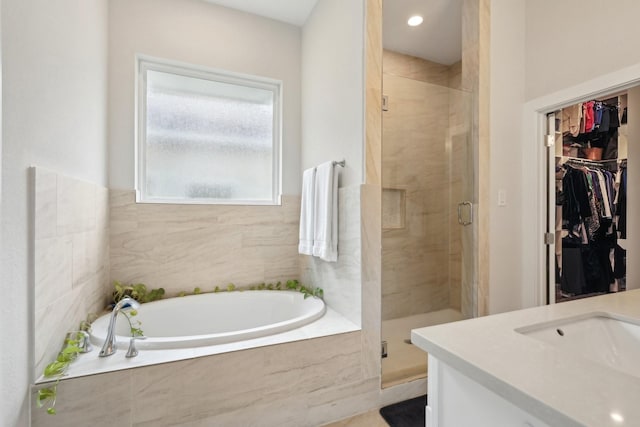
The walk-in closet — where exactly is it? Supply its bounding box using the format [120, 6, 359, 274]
[551, 93, 629, 303]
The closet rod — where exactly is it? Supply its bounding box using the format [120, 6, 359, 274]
[592, 99, 620, 107]
[565, 158, 618, 164]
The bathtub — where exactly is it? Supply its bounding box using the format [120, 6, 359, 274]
[90, 290, 326, 350]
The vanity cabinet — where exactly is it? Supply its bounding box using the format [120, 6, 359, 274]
[426, 355, 551, 427]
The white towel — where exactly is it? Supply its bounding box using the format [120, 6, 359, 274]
[312, 161, 340, 262]
[298, 167, 316, 255]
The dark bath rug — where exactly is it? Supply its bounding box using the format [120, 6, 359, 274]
[379, 395, 426, 427]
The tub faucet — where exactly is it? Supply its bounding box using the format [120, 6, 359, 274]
[99, 297, 141, 357]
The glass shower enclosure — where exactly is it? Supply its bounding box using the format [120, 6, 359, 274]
[381, 69, 476, 388]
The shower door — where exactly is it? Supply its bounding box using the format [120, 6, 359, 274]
[381, 77, 475, 320]
[448, 87, 476, 319]
[380, 71, 476, 387]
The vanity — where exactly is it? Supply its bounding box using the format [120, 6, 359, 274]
[411, 289, 640, 427]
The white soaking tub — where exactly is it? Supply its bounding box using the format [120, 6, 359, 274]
[90, 290, 326, 350]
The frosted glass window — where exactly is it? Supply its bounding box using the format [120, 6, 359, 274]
[137, 58, 281, 205]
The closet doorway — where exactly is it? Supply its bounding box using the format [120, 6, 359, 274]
[545, 89, 634, 304]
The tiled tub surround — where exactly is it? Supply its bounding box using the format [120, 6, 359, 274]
[33, 167, 110, 379]
[31, 187, 372, 426]
[32, 331, 379, 427]
[109, 190, 301, 295]
[31, 185, 370, 413]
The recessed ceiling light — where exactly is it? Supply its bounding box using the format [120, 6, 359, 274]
[407, 15, 423, 27]
[610, 412, 624, 423]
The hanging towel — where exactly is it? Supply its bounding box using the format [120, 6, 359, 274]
[298, 167, 316, 255]
[312, 161, 340, 262]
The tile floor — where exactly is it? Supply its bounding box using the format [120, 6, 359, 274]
[322, 409, 389, 427]
[381, 309, 464, 387]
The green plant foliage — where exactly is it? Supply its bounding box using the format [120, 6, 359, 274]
[39, 309, 145, 416]
[226, 283, 236, 292]
[38, 330, 85, 415]
[122, 310, 144, 337]
[112, 281, 165, 304]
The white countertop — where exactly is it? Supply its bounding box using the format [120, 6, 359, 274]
[411, 290, 640, 427]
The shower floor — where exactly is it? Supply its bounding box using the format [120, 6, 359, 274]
[381, 308, 464, 388]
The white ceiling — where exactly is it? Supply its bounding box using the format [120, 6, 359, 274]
[201, 0, 461, 65]
[383, 0, 463, 65]
[202, 0, 318, 26]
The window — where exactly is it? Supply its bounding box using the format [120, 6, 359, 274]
[136, 57, 282, 205]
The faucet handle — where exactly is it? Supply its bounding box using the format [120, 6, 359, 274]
[125, 335, 147, 358]
[78, 331, 92, 353]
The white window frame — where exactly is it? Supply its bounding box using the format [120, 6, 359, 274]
[135, 55, 282, 205]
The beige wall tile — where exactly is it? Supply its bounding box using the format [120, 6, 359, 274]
[57, 174, 97, 235]
[33, 168, 110, 379]
[383, 49, 450, 86]
[462, 0, 491, 317]
[110, 190, 301, 295]
[449, 60, 463, 90]
[34, 237, 73, 311]
[33, 331, 378, 427]
[365, 0, 383, 186]
[31, 370, 132, 427]
[360, 184, 382, 379]
[300, 186, 362, 326]
[306, 377, 381, 424]
[72, 227, 108, 288]
[34, 285, 83, 377]
[34, 168, 58, 240]
[127, 333, 366, 426]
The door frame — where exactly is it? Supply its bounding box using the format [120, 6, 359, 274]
[521, 64, 640, 308]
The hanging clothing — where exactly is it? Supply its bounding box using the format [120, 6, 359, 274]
[560, 162, 624, 295]
[562, 104, 582, 137]
[583, 101, 595, 132]
[617, 166, 627, 239]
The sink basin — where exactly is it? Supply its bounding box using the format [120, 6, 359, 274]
[516, 312, 640, 378]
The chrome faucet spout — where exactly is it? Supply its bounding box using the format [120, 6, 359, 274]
[99, 297, 141, 357]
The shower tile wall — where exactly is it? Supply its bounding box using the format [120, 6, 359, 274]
[382, 51, 464, 320]
[109, 190, 300, 296]
[33, 167, 110, 378]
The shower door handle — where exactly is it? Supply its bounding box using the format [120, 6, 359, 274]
[457, 201, 473, 226]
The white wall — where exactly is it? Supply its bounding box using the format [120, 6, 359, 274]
[301, 0, 365, 186]
[519, 1, 640, 308]
[0, 0, 108, 425]
[488, 0, 525, 314]
[525, 0, 640, 101]
[108, 0, 302, 194]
